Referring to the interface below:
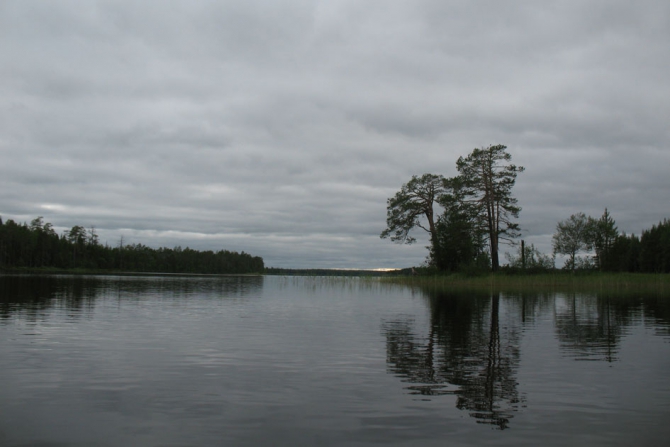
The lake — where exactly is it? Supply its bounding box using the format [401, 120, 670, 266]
[1, 274, 669, 446]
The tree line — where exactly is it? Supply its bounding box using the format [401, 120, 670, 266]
[551, 210, 670, 273]
[0, 216, 264, 274]
[381, 144, 669, 274]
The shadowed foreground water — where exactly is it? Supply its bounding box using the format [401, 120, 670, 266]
[1, 275, 669, 446]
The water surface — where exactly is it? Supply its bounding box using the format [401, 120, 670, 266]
[1, 275, 669, 446]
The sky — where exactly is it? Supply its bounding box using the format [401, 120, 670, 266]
[1, 0, 669, 269]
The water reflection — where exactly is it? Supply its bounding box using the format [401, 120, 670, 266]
[383, 287, 670, 430]
[0, 274, 263, 321]
[553, 292, 670, 361]
[1, 276, 670, 445]
[553, 293, 635, 362]
[383, 289, 524, 430]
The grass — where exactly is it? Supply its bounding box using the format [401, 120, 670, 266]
[382, 272, 670, 294]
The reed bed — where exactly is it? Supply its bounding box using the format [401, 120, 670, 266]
[381, 272, 670, 295]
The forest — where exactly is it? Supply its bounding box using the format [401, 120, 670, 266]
[0, 216, 264, 274]
[511, 213, 670, 274]
[382, 144, 670, 274]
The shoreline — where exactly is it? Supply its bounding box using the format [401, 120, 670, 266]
[380, 272, 670, 293]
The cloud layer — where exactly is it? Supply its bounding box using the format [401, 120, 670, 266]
[2, 0, 669, 268]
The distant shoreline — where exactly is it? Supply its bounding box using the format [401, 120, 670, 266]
[0, 267, 263, 277]
[3, 268, 669, 294]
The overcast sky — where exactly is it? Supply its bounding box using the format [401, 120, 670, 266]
[1, 0, 668, 269]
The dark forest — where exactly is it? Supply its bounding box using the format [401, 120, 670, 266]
[0, 216, 264, 274]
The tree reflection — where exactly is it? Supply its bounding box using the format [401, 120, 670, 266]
[552, 291, 670, 342]
[0, 275, 97, 321]
[554, 293, 637, 362]
[643, 294, 670, 337]
[0, 275, 263, 321]
[383, 289, 524, 429]
[384, 286, 670, 429]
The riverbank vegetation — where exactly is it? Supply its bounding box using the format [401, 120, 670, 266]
[264, 268, 397, 276]
[552, 212, 670, 274]
[383, 271, 670, 294]
[0, 216, 264, 274]
[381, 144, 670, 276]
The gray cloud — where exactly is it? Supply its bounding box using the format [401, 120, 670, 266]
[1, 0, 668, 268]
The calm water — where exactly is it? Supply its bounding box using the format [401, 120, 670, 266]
[1, 275, 669, 446]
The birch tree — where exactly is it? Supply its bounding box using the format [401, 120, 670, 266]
[552, 212, 592, 272]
